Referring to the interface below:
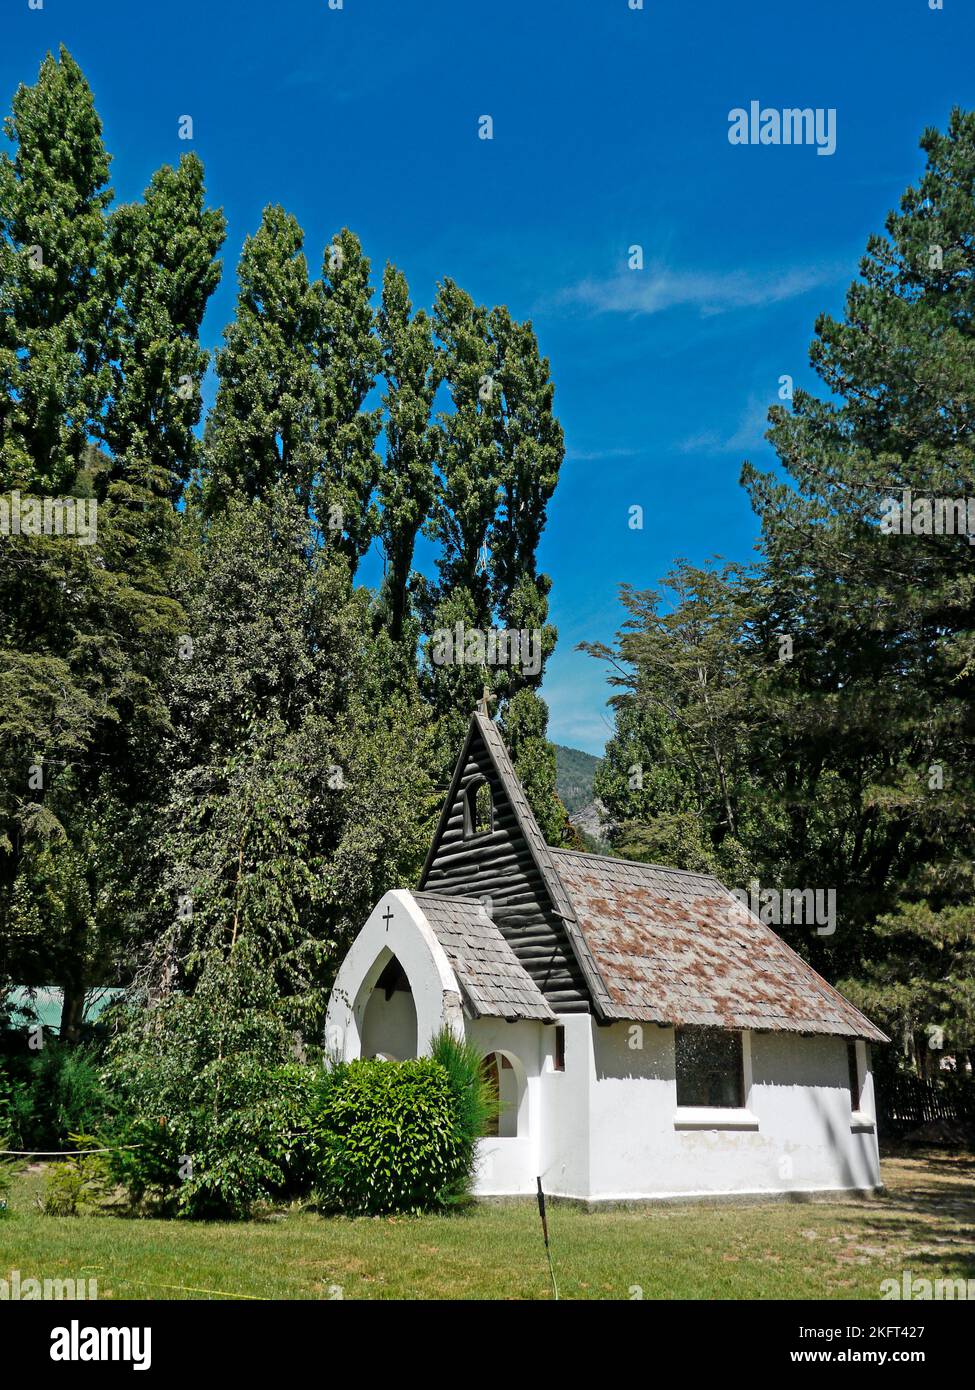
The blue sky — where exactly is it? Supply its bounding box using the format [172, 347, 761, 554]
[4, 0, 973, 752]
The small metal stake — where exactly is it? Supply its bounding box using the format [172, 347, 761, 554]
[536, 1175, 559, 1300]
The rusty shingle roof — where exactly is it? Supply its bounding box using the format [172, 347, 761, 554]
[550, 850, 888, 1042]
[413, 891, 555, 1022]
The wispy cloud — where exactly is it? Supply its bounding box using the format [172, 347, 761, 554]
[554, 261, 843, 319]
[564, 446, 639, 463]
[678, 396, 772, 455]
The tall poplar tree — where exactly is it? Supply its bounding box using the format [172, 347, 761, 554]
[376, 263, 437, 641]
[313, 228, 383, 569]
[429, 279, 498, 620]
[105, 154, 226, 503]
[0, 45, 111, 492]
[205, 205, 322, 512]
[0, 51, 224, 1040]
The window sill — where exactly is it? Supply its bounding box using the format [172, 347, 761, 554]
[850, 1112, 875, 1133]
[674, 1107, 759, 1131]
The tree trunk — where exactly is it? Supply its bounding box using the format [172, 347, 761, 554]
[59, 982, 86, 1045]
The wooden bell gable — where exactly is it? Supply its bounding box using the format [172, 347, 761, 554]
[419, 713, 608, 1017]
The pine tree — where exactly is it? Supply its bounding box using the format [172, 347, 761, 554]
[743, 110, 975, 1056]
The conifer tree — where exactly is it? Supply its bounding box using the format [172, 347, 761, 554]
[743, 110, 975, 1057]
[591, 111, 975, 1061]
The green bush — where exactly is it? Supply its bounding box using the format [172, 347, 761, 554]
[313, 1057, 465, 1215]
[41, 1136, 112, 1216]
[430, 1029, 499, 1206]
[0, 1042, 109, 1152]
[0, 1072, 27, 1149]
[105, 953, 319, 1219]
[100, 949, 502, 1219]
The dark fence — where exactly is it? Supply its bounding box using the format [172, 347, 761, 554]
[878, 1070, 975, 1138]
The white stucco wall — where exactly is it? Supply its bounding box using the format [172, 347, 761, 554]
[539, 1014, 591, 1199]
[467, 1017, 881, 1202]
[466, 1017, 545, 1197]
[580, 1022, 880, 1202]
[748, 1031, 880, 1196]
[360, 986, 418, 1061]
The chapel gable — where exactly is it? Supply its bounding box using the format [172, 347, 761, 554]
[419, 714, 593, 1013]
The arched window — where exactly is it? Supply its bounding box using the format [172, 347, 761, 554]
[480, 1051, 520, 1137]
[464, 776, 494, 838]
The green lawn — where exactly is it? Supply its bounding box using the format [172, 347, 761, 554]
[1, 1151, 973, 1300]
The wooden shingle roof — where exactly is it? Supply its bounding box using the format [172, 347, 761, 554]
[550, 850, 888, 1042]
[413, 891, 555, 1022]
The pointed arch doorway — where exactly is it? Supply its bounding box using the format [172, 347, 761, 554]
[358, 951, 419, 1060]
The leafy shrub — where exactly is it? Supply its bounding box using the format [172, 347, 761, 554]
[101, 949, 503, 1219]
[430, 1029, 499, 1206]
[313, 1056, 466, 1215]
[106, 951, 318, 1219]
[22, 1043, 109, 1151]
[0, 1042, 109, 1152]
[110, 1058, 321, 1219]
[0, 1070, 28, 1149]
[41, 1136, 112, 1216]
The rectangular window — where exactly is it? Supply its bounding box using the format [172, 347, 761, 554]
[675, 1026, 744, 1108]
[554, 1025, 565, 1072]
[847, 1041, 861, 1111]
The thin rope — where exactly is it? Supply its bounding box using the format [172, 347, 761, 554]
[0, 1144, 144, 1157]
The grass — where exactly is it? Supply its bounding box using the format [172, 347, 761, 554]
[0, 1151, 973, 1300]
